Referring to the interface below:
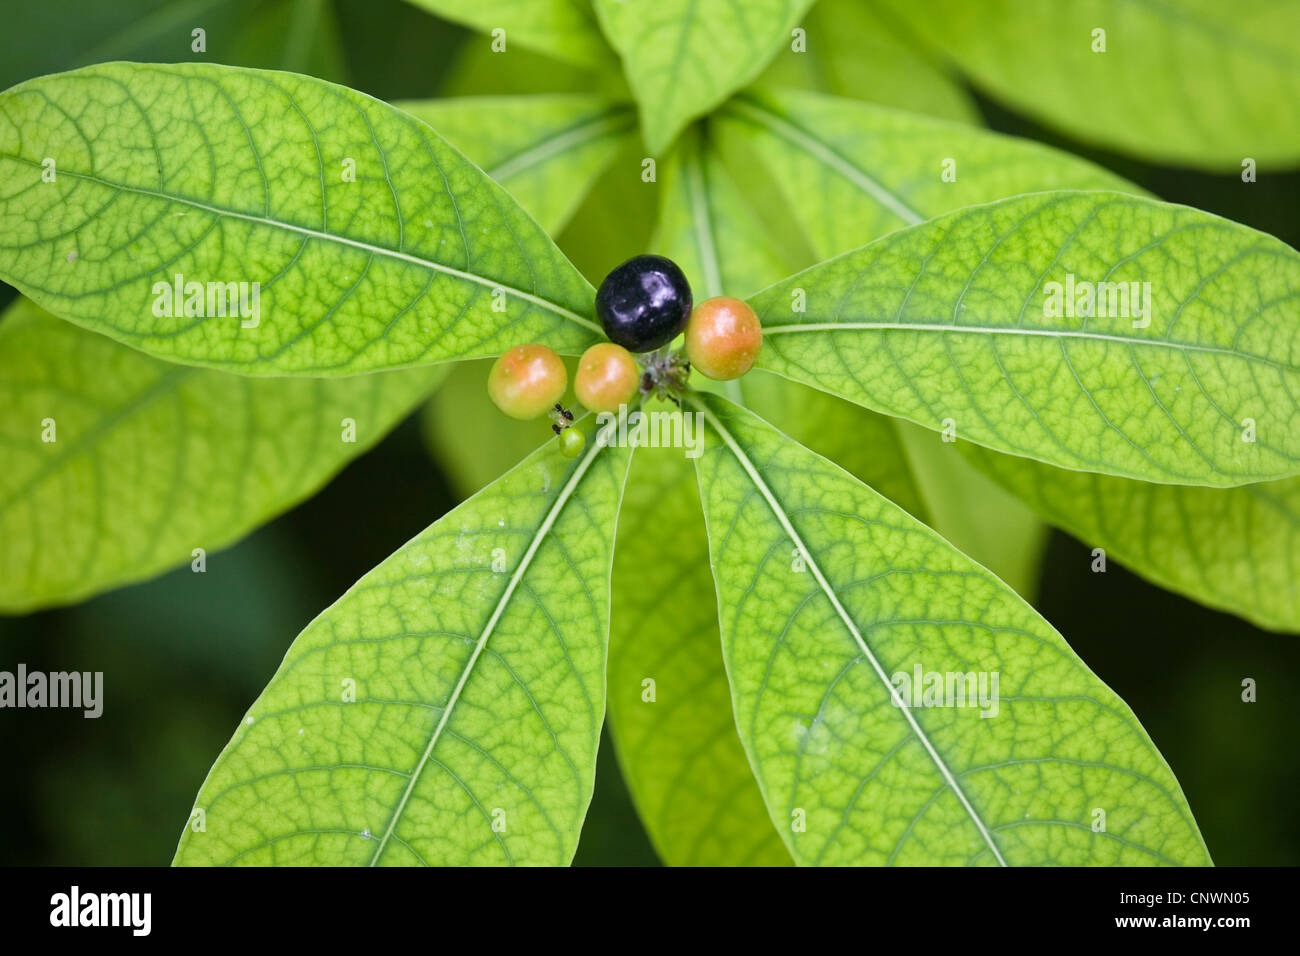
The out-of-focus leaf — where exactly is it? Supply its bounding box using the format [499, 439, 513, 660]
[652, 122, 1047, 582]
[966, 446, 1300, 632]
[229, 0, 348, 81]
[650, 126, 798, 301]
[1, 0, 348, 91]
[876, 0, 1300, 170]
[717, 86, 1135, 258]
[434, 33, 605, 97]
[758, 0, 978, 123]
[602, 129, 931, 865]
[593, 0, 816, 153]
[0, 298, 441, 612]
[607, 425, 792, 866]
[396, 95, 635, 235]
[420, 358, 555, 498]
[743, 372, 928, 523]
[896, 423, 1046, 600]
[403, 0, 612, 68]
[554, 140, 658, 286]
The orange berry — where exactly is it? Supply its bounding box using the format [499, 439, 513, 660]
[575, 342, 640, 413]
[684, 296, 762, 381]
[487, 344, 567, 420]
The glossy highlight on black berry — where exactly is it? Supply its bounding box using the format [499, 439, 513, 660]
[594, 254, 693, 353]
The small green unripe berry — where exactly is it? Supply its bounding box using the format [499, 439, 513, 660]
[559, 426, 586, 458]
[575, 343, 639, 413]
[684, 296, 763, 381]
[487, 344, 567, 420]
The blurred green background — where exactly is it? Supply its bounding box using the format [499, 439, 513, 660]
[1, 0, 1297, 867]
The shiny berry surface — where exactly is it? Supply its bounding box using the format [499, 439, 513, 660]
[684, 296, 763, 381]
[594, 255, 693, 353]
[487, 344, 567, 420]
[559, 426, 587, 459]
[575, 343, 640, 413]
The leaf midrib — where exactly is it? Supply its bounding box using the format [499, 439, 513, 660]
[680, 133, 745, 405]
[656, 0, 702, 141]
[724, 95, 925, 227]
[3, 157, 603, 337]
[693, 396, 1009, 866]
[0, 363, 195, 521]
[684, 137, 723, 299]
[760, 320, 1299, 373]
[1120, 0, 1300, 69]
[367, 431, 607, 866]
[485, 106, 635, 183]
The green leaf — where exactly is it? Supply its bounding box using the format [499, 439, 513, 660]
[650, 125, 799, 301]
[749, 367, 1048, 601]
[0, 297, 441, 612]
[707, 86, 1104, 598]
[607, 432, 792, 866]
[717, 87, 1137, 260]
[174, 415, 633, 865]
[747, 364, 1051, 602]
[649, 129, 930, 543]
[965, 445, 1300, 632]
[395, 95, 635, 235]
[435, 27, 614, 97]
[554, 139, 659, 286]
[404, 0, 613, 68]
[0, 62, 602, 375]
[597, 142, 797, 865]
[690, 392, 1211, 865]
[757, 0, 978, 123]
[226, 0, 349, 81]
[874, 0, 1300, 170]
[896, 423, 1046, 600]
[607, 128, 1016, 864]
[421, 358, 557, 498]
[436, 48, 580, 98]
[751, 190, 1300, 487]
[742, 372, 927, 521]
[1, 0, 348, 91]
[653, 121, 1047, 594]
[722, 87, 1293, 617]
[593, 0, 817, 154]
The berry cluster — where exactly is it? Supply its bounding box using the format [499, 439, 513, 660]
[485, 255, 762, 456]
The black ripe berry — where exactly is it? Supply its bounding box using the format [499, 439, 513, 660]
[594, 255, 693, 353]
